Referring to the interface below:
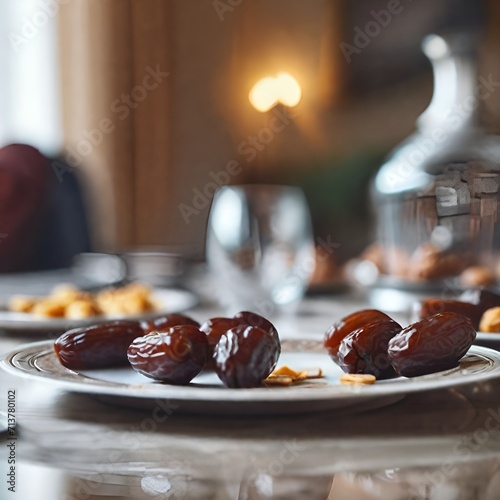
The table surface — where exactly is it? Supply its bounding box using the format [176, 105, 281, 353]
[2, 287, 500, 500]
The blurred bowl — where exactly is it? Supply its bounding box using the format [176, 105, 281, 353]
[120, 251, 188, 287]
[72, 253, 127, 286]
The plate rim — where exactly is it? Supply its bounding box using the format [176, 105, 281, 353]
[477, 331, 500, 340]
[2, 340, 500, 405]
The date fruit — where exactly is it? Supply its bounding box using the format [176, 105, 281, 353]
[419, 290, 500, 330]
[214, 325, 281, 388]
[388, 312, 476, 377]
[141, 313, 200, 334]
[201, 312, 279, 371]
[233, 311, 279, 343]
[459, 289, 500, 311]
[418, 299, 483, 329]
[200, 317, 242, 369]
[54, 320, 144, 370]
[127, 325, 209, 384]
[324, 309, 393, 363]
[337, 320, 402, 379]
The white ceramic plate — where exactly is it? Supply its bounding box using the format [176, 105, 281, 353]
[0, 288, 198, 334]
[2, 340, 500, 416]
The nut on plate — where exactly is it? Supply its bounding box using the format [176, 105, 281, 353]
[32, 299, 66, 318]
[65, 300, 102, 319]
[9, 282, 158, 319]
[263, 375, 294, 386]
[8, 295, 38, 313]
[263, 366, 324, 386]
[479, 307, 500, 333]
[340, 373, 376, 385]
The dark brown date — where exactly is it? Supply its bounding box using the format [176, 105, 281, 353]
[214, 325, 281, 388]
[324, 309, 392, 363]
[388, 312, 476, 377]
[54, 320, 144, 370]
[337, 320, 402, 379]
[141, 313, 200, 334]
[419, 290, 500, 330]
[459, 288, 500, 310]
[418, 299, 483, 329]
[233, 311, 279, 343]
[200, 317, 242, 369]
[127, 325, 209, 384]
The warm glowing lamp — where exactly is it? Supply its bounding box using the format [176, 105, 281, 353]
[276, 73, 301, 107]
[249, 73, 302, 112]
[249, 77, 280, 113]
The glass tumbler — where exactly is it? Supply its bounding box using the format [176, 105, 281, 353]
[206, 185, 314, 314]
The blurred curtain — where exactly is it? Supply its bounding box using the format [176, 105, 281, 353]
[58, 0, 341, 254]
[0, 0, 62, 154]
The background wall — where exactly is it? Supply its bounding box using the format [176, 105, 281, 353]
[58, 0, 344, 254]
[45, 0, 497, 259]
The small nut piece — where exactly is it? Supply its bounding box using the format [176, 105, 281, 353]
[52, 284, 88, 304]
[9, 296, 38, 313]
[340, 373, 376, 385]
[65, 300, 102, 320]
[294, 371, 308, 381]
[271, 366, 301, 378]
[32, 299, 66, 318]
[263, 375, 294, 387]
[304, 368, 323, 379]
[264, 366, 324, 386]
[479, 307, 500, 333]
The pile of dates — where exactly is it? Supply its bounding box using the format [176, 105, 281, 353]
[324, 309, 476, 379]
[54, 312, 280, 388]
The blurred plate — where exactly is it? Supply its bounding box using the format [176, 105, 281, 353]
[369, 276, 450, 293]
[307, 280, 349, 295]
[475, 332, 500, 350]
[120, 251, 187, 287]
[0, 266, 124, 303]
[2, 340, 500, 416]
[0, 288, 198, 335]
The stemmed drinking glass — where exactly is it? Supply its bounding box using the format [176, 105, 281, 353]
[206, 185, 314, 315]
